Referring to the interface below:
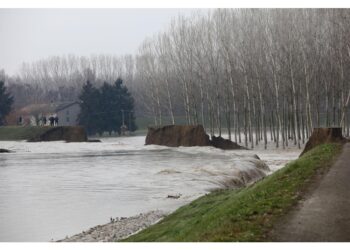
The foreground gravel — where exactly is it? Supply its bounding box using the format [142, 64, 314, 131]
[58, 210, 166, 242]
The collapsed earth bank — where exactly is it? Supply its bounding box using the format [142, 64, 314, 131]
[300, 127, 346, 156]
[0, 148, 12, 153]
[145, 125, 245, 150]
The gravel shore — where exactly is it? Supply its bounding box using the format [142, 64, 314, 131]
[58, 210, 166, 242]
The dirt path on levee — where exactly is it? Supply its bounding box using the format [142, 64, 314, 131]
[271, 143, 350, 241]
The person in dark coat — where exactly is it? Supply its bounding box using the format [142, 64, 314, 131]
[18, 116, 22, 125]
[49, 116, 54, 126]
[54, 116, 59, 126]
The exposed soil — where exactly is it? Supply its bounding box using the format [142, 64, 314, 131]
[211, 135, 246, 150]
[0, 148, 12, 153]
[145, 125, 211, 147]
[300, 127, 345, 156]
[145, 125, 246, 150]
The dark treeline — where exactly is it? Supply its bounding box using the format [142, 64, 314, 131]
[2, 9, 350, 148]
[0, 80, 14, 125]
[78, 78, 136, 135]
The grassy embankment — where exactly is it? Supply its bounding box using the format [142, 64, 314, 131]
[0, 126, 52, 141]
[124, 143, 342, 242]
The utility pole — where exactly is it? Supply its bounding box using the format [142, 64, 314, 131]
[121, 109, 125, 126]
[128, 111, 133, 131]
[121, 109, 128, 136]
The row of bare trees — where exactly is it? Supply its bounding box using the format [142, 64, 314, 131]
[3, 55, 136, 108]
[3, 9, 350, 148]
[135, 9, 350, 149]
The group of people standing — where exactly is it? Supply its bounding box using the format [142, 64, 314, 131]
[17, 114, 59, 126]
[40, 115, 59, 126]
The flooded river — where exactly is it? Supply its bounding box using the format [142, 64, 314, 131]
[0, 136, 300, 241]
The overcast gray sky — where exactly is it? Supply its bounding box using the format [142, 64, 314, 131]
[0, 9, 195, 75]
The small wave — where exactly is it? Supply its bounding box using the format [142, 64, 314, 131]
[247, 159, 270, 171]
[216, 167, 267, 189]
[156, 169, 182, 175]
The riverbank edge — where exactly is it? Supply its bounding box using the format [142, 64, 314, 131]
[0, 126, 87, 142]
[0, 126, 52, 141]
[123, 143, 342, 242]
[58, 210, 167, 242]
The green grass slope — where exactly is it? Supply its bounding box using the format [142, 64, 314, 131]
[0, 126, 52, 140]
[124, 143, 342, 242]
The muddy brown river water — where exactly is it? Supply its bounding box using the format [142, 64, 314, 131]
[0, 136, 300, 241]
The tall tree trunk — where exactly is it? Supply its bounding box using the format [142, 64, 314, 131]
[165, 78, 175, 125]
[244, 75, 253, 149]
[289, 54, 300, 149]
[215, 79, 222, 137]
[199, 80, 205, 128]
[256, 73, 267, 149]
